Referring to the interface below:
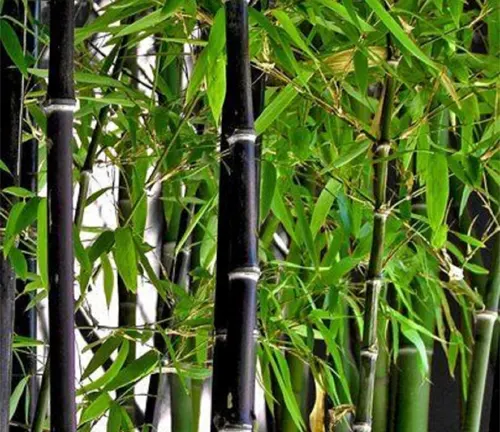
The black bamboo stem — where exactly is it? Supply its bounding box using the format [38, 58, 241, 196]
[45, 0, 77, 428]
[211, 1, 260, 430]
[0, 0, 23, 428]
[353, 45, 395, 432]
[12, 1, 41, 427]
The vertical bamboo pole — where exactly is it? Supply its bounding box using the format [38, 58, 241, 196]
[211, 1, 260, 430]
[45, 0, 77, 429]
[12, 1, 41, 427]
[0, 0, 22, 427]
[353, 43, 395, 432]
[463, 178, 499, 432]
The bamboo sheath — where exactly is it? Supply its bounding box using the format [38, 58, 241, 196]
[353, 65, 395, 432]
[45, 0, 77, 429]
[0, 0, 22, 427]
[211, 1, 260, 430]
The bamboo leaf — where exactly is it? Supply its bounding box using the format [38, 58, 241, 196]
[260, 161, 277, 222]
[400, 324, 429, 374]
[101, 254, 115, 309]
[80, 392, 113, 424]
[2, 186, 35, 198]
[9, 376, 30, 420]
[104, 350, 158, 391]
[273, 10, 316, 60]
[8, 247, 27, 280]
[37, 199, 48, 288]
[207, 55, 226, 126]
[79, 340, 130, 394]
[174, 195, 216, 256]
[113, 227, 137, 292]
[0, 20, 28, 75]
[107, 404, 122, 432]
[310, 178, 340, 238]
[426, 152, 449, 232]
[0, 159, 11, 174]
[81, 336, 121, 380]
[364, 0, 436, 69]
[291, 184, 318, 268]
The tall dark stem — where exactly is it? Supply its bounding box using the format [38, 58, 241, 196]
[45, 0, 77, 429]
[211, 1, 260, 430]
[0, 0, 22, 428]
[11, 1, 41, 428]
[353, 42, 395, 432]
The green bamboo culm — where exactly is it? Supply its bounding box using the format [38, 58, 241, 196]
[463, 177, 500, 432]
[353, 48, 395, 432]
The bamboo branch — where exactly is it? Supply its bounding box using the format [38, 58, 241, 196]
[353, 49, 395, 432]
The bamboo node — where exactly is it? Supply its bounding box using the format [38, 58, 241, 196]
[366, 278, 383, 290]
[43, 98, 76, 116]
[352, 423, 372, 432]
[360, 349, 378, 360]
[374, 207, 390, 220]
[448, 264, 464, 282]
[375, 142, 391, 154]
[475, 310, 498, 322]
[226, 129, 257, 146]
[228, 266, 261, 282]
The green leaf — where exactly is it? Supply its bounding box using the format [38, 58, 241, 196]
[291, 184, 318, 268]
[80, 392, 112, 424]
[0, 159, 11, 174]
[0, 20, 28, 75]
[37, 199, 48, 288]
[400, 324, 429, 374]
[354, 49, 368, 94]
[104, 350, 158, 391]
[107, 403, 122, 432]
[9, 248, 27, 280]
[2, 186, 35, 198]
[15, 197, 41, 235]
[186, 48, 208, 104]
[273, 10, 315, 60]
[207, 55, 226, 126]
[9, 376, 30, 420]
[426, 152, 449, 231]
[364, 0, 436, 69]
[89, 231, 115, 263]
[81, 336, 121, 380]
[260, 161, 277, 222]
[114, 5, 181, 38]
[78, 340, 130, 394]
[175, 195, 216, 256]
[101, 254, 115, 309]
[74, 231, 91, 273]
[256, 85, 295, 134]
[310, 179, 340, 238]
[113, 228, 137, 292]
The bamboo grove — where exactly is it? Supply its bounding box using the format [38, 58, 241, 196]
[0, 0, 498, 431]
